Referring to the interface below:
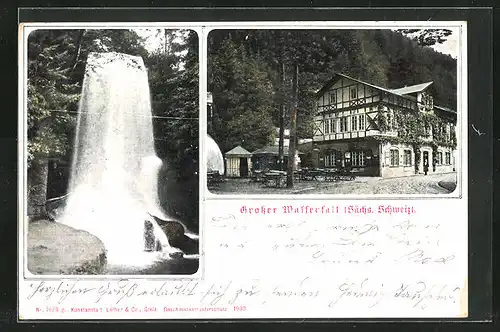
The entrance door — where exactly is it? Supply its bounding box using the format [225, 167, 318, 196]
[423, 151, 429, 174]
[239, 157, 249, 177]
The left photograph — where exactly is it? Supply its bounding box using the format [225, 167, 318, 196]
[22, 28, 200, 275]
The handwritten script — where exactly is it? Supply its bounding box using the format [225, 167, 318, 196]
[22, 201, 466, 317]
[26, 277, 461, 311]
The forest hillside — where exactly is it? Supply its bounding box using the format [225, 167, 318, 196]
[207, 29, 457, 153]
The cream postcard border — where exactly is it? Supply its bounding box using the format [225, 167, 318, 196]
[18, 21, 467, 281]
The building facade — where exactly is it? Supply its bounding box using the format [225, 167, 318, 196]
[312, 73, 457, 177]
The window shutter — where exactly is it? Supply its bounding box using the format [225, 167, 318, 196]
[384, 149, 390, 166]
[399, 150, 403, 166]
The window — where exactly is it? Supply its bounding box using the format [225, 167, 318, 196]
[350, 87, 357, 99]
[340, 117, 348, 132]
[324, 119, 330, 134]
[351, 115, 358, 131]
[390, 149, 399, 167]
[403, 150, 412, 166]
[438, 152, 443, 165]
[424, 125, 431, 137]
[350, 114, 366, 131]
[330, 118, 336, 133]
[352, 151, 365, 167]
[329, 92, 336, 104]
[324, 151, 337, 167]
[359, 114, 365, 130]
[445, 152, 451, 165]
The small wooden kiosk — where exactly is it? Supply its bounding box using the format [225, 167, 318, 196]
[225, 146, 253, 177]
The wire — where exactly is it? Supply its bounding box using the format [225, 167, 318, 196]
[45, 109, 199, 120]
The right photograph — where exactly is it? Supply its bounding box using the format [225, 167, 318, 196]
[206, 28, 459, 195]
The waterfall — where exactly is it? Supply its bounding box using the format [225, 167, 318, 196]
[59, 52, 178, 267]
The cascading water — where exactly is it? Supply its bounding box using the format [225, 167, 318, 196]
[206, 134, 225, 174]
[58, 52, 178, 267]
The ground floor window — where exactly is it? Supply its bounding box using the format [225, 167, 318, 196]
[324, 150, 337, 167]
[390, 149, 399, 166]
[351, 150, 365, 167]
[445, 152, 451, 165]
[438, 152, 443, 165]
[403, 149, 412, 166]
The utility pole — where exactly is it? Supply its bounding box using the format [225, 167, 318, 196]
[278, 60, 285, 170]
[287, 63, 298, 188]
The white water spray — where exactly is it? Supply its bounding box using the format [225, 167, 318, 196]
[59, 52, 178, 267]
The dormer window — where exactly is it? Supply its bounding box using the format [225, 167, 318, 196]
[350, 87, 357, 99]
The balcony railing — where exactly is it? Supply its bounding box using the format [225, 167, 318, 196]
[313, 129, 398, 142]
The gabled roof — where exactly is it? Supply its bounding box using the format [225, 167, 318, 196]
[225, 145, 252, 156]
[316, 73, 456, 114]
[316, 73, 393, 97]
[316, 73, 432, 100]
[434, 105, 457, 114]
[389, 82, 433, 95]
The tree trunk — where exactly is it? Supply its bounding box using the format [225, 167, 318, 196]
[286, 64, 298, 188]
[278, 61, 285, 170]
[71, 29, 86, 73]
[27, 158, 49, 219]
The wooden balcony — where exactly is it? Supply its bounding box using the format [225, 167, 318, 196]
[313, 130, 398, 142]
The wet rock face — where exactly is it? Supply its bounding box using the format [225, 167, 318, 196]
[149, 214, 198, 255]
[144, 220, 156, 252]
[161, 221, 185, 247]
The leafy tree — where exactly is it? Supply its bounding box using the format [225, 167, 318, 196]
[397, 28, 453, 47]
[208, 38, 275, 153]
[145, 30, 199, 228]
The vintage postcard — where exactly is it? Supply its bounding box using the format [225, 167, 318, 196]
[18, 21, 468, 320]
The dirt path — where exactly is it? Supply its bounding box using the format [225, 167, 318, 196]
[211, 173, 458, 195]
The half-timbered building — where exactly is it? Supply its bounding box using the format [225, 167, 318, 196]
[312, 73, 457, 177]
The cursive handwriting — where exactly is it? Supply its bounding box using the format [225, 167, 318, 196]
[26, 278, 461, 312]
[328, 278, 385, 308]
[27, 281, 95, 304]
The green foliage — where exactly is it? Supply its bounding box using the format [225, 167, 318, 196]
[27, 30, 82, 165]
[372, 108, 456, 150]
[397, 29, 453, 47]
[208, 38, 275, 152]
[147, 30, 200, 166]
[376, 107, 389, 132]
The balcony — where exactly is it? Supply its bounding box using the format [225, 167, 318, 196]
[313, 130, 398, 142]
